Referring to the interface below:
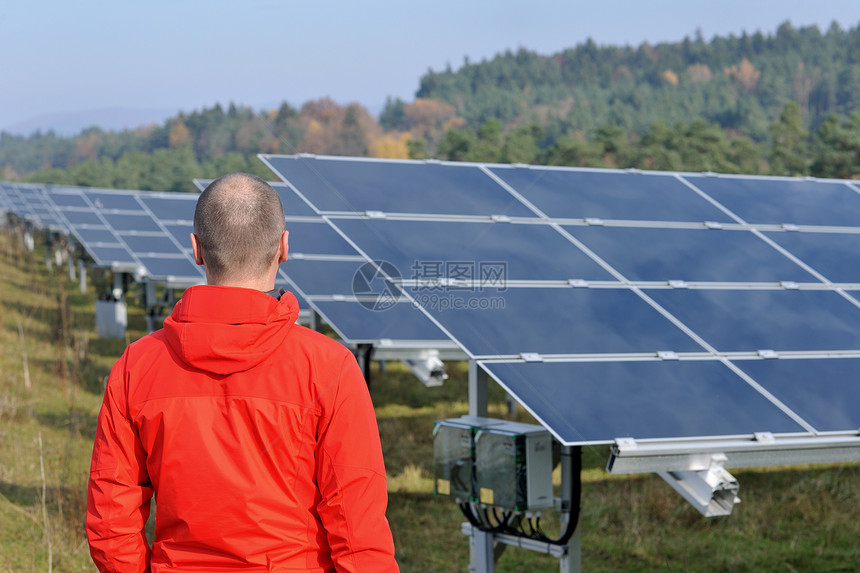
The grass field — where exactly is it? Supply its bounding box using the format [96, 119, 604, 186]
[2, 227, 860, 572]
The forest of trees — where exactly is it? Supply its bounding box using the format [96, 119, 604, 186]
[1, 21, 859, 192]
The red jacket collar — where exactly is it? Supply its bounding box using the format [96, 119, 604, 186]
[163, 285, 299, 375]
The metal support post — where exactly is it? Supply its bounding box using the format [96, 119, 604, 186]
[112, 271, 124, 301]
[310, 310, 321, 332]
[470, 528, 496, 573]
[506, 393, 517, 415]
[467, 359, 493, 571]
[144, 282, 157, 333]
[78, 259, 87, 293]
[468, 360, 488, 417]
[68, 249, 76, 282]
[559, 446, 582, 573]
[44, 239, 52, 271]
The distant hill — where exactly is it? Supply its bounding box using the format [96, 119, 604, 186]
[403, 21, 860, 141]
[3, 107, 177, 137]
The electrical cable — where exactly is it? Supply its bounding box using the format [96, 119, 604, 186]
[457, 446, 583, 546]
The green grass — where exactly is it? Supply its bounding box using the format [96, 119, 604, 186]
[2, 228, 860, 572]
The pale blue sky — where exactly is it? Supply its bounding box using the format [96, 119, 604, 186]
[2, 0, 860, 133]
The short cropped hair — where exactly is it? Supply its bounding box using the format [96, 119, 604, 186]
[194, 173, 285, 282]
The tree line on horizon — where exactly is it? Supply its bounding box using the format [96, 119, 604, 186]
[0, 21, 859, 191]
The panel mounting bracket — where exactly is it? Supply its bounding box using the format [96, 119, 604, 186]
[657, 453, 741, 517]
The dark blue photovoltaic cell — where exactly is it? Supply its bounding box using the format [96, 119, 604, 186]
[333, 219, 614, 281]
[646, 289, 860, 352]
[164, 223, 193, 249]
[102, 213, 162, 233]
[63, 210, 104, 226]
[311, 300, 449, 342]
[86, 191, 141, 211]
[282, 259, 363, 295]
[687, 176, 860, 226]
[481, 360, 805, 444]
[273, 183, 318, 218]
[565, 226, 819, 283]
[135, 256, 203, 280]
[265, 156, 534, 216]
[286, 221, 358, 256]
[763, 231, 860, 284]
[74, 228, 118, 244]
[89, 246, 136, 265]
[47, 192, 88, 208]
[139, 195, 198, 221]
[733, 358, 860, 432]
[415, 287, 703, 356]
[119, 234, 183, 254]
[490, 167, 733, 222]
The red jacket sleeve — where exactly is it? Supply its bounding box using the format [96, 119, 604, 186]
[86, 353, 154, 573]
[315, 353, 399, 572]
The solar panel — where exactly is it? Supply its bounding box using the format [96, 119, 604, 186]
[761, 231, 860, 284]
[261, 154, 860, 448]
[480, 360, 806, 444]
[563, 226, 820, 283]
[732, 357, 860, 432]
[645, 288, 860, 352]
[488, 166, 734, 222]
[263, 155, 535, 216]
[685, 174, 860, 226]
[331, 218, 615, 282]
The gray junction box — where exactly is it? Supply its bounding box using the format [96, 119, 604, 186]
[475, 420, 554, 510]
[433, 416, 554, 511]
[433, 416, 505, 501]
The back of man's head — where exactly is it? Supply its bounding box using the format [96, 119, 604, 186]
[194, 173, 285, 283]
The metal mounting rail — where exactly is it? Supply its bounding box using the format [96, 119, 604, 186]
[461, 522, 568, 558]
[607, 433, 860, 475]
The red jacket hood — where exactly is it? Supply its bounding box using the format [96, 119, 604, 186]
[163, 285, 299, 375]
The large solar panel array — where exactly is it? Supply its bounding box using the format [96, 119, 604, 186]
[1, 182, 205, 284]
[1, 182, 68, 231]
[260, 154, 860, 447]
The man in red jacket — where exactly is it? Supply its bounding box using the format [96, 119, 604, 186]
[86, 173, 399, 572]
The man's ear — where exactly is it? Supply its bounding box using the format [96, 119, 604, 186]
[190, 233, 205, 266]
[277, 230, 289, 264]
